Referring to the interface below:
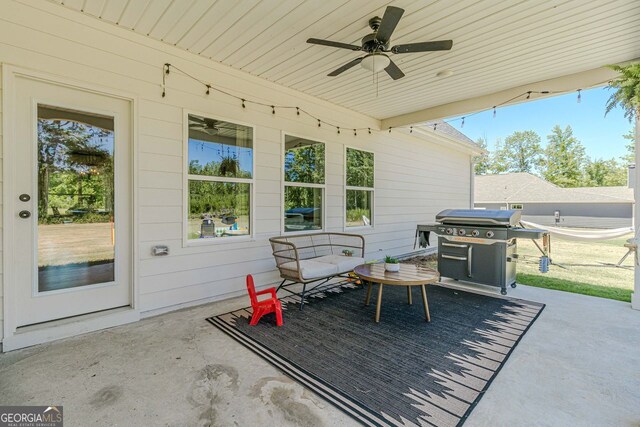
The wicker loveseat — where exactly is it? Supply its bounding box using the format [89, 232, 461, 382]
[269, 232, 365, 308]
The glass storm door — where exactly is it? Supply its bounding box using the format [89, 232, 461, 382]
[13, 77, 132, 327]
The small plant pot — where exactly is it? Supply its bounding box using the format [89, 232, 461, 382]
[385, 263, 400, 272]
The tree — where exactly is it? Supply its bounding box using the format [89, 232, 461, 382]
[494, 130, 543, 173]
[541, 125, 587, 187]
[473, 137, 491, 175]
[489, 138, 508, 174]
[621, 129, 635, 166]
[606, 63, 640, 121]
[584, 158, 626, 186]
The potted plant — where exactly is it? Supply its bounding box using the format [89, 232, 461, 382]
[384, 256, 400, 272]
[342, 249, 354, 257]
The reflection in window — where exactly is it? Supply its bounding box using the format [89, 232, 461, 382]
[346, 148, 374, 227]
[284, 135, 325, 184]
[346, 190, 372, 227]
[284, 187, 323, 232]
[187, 114, 253, 240]
[37, 105, 115, 291]
[284, 135, 325, 232]
[188, 181, 250, 238]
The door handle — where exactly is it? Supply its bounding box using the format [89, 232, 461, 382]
[19, 210, 31, 219]
[467, 246, 473, 277]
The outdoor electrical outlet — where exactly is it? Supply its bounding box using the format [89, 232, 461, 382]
[152, 246, 169, 256]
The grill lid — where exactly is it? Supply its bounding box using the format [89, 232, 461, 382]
[435, 209, 522, 227]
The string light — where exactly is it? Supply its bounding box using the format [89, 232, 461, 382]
[161, 63, 609, 138]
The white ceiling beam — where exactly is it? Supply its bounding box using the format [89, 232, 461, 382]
[380, 62, 638, 129]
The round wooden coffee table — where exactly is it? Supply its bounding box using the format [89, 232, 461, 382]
[353, 263, 440, 323]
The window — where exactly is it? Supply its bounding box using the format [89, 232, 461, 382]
[186, 114, 253, 240]
[510, 203, 523, 210]
[283, 135, 325, 232]
[345, 147, 374, 227]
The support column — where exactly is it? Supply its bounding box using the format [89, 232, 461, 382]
[633, 116, 640, 310]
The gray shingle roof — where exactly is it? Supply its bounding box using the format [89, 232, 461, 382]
[423, 120, 475, 145]
[475, 172, 633, 203]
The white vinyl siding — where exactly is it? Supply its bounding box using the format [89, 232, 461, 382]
[0, 0, 474, 342]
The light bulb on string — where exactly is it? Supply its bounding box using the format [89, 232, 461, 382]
[296, 107, 300, 116]
[461, 117, 465, 128]
[526, 91, 531, 99]
[318, 119, 321, 128]
[368, 128, 372, 134]
[337, 127, 340, 134]
[353, 129, 357, 136]
[205, 85, 210, 95]
[388, 127, 392, 133]
[271, 105, 275, 115]
[577, 89, 582, 104]
[493, 106, 497, 118]
[433, 123, 437, 131]
[410, 126, 413, 133]
[241, 99, 246, 108]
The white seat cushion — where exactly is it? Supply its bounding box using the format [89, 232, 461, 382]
[280, 259, 339, 280]
[312, 255, 365, 273]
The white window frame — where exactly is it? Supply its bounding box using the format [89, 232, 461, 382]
[183, 110, 255, 247]
[344, 145, 375, 230]
[281, 132, 326, 235]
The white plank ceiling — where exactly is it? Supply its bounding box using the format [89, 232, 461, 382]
[50, 0, 640, 120]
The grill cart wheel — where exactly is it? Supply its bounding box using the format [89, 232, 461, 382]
[501, 289, 507, 295]
[510, 283, 517, 288]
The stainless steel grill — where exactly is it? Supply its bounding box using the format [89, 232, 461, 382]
[417, 209, 548, 294]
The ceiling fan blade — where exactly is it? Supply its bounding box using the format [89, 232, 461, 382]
[392, 40, 453, 54]
[384, 59, 405, 80]
[307, 38, 362, 51]
[328, 57, 363, 76]
[375, 6, 404, 44]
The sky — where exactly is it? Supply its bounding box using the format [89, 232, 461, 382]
[448, 87, 634, 160]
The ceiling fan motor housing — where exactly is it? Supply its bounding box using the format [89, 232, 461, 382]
[361, 33, 389, 52]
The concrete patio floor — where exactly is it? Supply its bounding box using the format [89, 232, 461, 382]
[1, 282, 639, 427]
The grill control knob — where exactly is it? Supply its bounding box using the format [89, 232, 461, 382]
[458, 228, 466, 236]
[471, 230, 480, 237]
[445, 228, 453, 235]
[486, 231, 495, 238]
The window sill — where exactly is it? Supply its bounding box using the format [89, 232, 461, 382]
[184, 235, 254, 248]
[344, 225, 374, 232]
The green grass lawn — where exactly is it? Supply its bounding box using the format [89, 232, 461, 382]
[515, 233, 634, 302]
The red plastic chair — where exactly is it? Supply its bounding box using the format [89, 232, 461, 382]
[246, 275, 283, 326]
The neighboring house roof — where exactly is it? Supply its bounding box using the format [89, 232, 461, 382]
[475, 172, 634, 204]
[423, 120, 475, 145]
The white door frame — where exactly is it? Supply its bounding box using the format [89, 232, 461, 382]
[2, 64, 140, 351]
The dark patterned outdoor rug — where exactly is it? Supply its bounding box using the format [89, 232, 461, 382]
[207, 284, 544, 427]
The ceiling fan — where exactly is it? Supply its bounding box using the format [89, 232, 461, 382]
[307, 6, 453, 80]
[189, 116, 235, 135]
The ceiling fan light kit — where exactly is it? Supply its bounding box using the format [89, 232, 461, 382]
[361, 53, 390, 73]
[307, 6, 453, 80]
